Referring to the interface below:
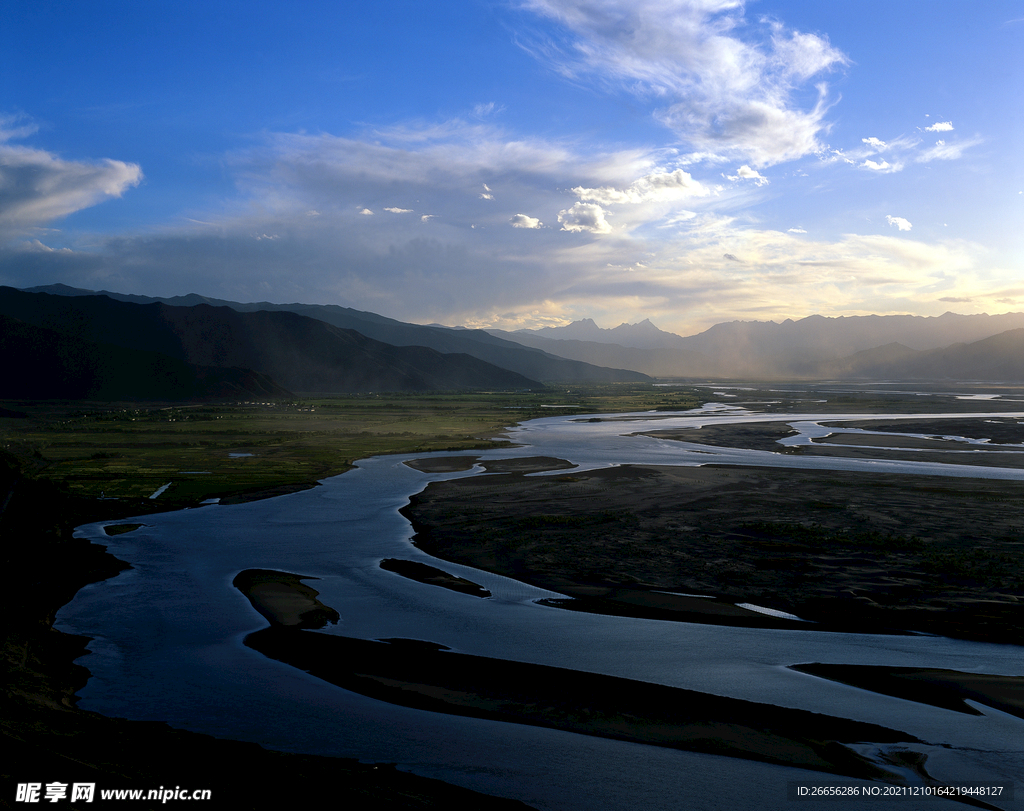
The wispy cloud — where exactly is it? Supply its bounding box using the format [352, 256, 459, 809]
[0, 115, 142, 236]
[917, 137, 982, 162]
[519, 0, 848, 167]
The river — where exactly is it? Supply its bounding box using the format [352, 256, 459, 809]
[58, 403, 1024, 810]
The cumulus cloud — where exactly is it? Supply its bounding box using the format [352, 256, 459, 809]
[359, 208, 374, 215]
[787, 227, 806, 234]
[384, 206, 414, 213]
[0, 118, 142, 234]
[925, 121, 953, 132]
[860, 158, 902, 173]
[861, 137, 887, 150]
[573, 168, 710, 204]
[510, 213, 544, 229]
[726, 165, 768, 186]
[886, 215, 912, 232]
[558, 201, 612, 233]
[520, 0, 848, 167]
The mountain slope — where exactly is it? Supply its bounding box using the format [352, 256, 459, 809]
[0, 288, 541, 394]
[487, 329, 715, 377]
[23, 285, 650, 384]
[0, 312, 291, 400]
[500, 312, 1024, 378]
[822, 329, 1024, 381]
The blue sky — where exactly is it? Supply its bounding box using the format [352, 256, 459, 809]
[1, 0, 1021, 335]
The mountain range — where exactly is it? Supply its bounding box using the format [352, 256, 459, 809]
[497, 313, 1024, 379]
[22, 285, 648, 386]
[0, 287, 551, 399]
[6, 284, 1024, 402]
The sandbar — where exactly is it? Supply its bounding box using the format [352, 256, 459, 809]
[791, 664, 1024, 719]
[402, 464, 1024, 644]
[379, 557, 490, 597]
[240, 624, 921, 783]
[232, 569, 339, 629]
[405, 455, 575, 475]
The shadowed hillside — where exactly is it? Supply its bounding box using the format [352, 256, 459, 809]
[0, 288, 542, 395]
[23, 285, 650, 384]
[0, 313, 291, 401]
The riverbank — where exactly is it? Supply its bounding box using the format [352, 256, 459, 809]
[0, 451, 533, 810]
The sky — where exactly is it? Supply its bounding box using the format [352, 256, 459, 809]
[1, 1, 1021, 336]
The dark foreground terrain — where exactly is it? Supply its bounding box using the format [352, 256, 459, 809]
[0, 453, 531, 810]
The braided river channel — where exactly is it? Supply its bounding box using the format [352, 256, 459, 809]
[59, 399, 1024, 810]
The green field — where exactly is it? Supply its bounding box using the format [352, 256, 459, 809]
[0, 385, 701, 506]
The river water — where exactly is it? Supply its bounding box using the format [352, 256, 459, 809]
[59, 404, 1024, 810]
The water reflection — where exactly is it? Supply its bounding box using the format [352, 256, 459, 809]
[59, 404, 1024, 810]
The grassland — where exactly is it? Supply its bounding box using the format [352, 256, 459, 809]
[0, 384, 700, 507]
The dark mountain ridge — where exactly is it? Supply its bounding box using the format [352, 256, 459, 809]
[19, 285, 1024, 382]
[0, 288, 542, 396]
[0, 312, 290, 401]
[22, 285, 649, 384]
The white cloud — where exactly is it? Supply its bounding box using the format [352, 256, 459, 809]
[520, 0, 848, 167]
[925, 121, 954, 132]
[886, 215, 912, 232]
[787, 227, 806, 234]
[861, 136, 887, 150]
[7, 111, 999, 335]
[917, 137, 981, 162]
[473, 102, 504, 117]
[510, 213, 544, 229]
[860, 158, 902, 173]
[573, 168, 710, 204]
[558, 201, 612, 233]
[726, 165, 768, 186]
[0, 113, 40, 143]
[384, 206, 414, 213]
[661, 210, 698, 226]
[0, 120, 142, 235]
[24, 238, 72, 253]
[421, 214, 436, 222]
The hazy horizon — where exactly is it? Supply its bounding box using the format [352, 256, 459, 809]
[2, 1, 1021, 336]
